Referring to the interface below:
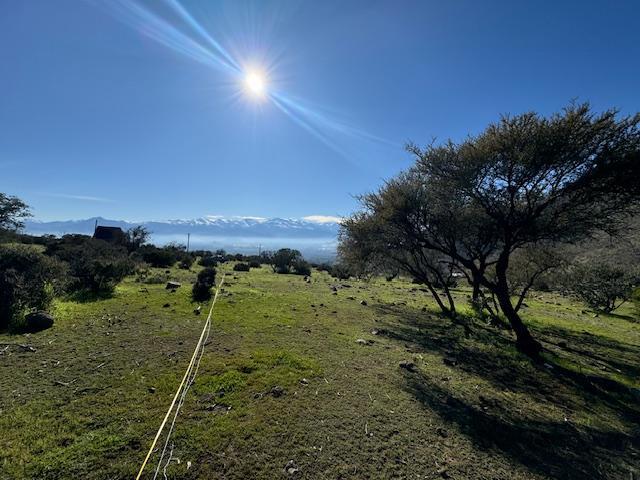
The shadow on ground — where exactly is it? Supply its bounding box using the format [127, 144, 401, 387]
[374, 303, 640, 479]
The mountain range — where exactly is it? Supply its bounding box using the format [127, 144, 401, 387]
[24, 216, 342, 260]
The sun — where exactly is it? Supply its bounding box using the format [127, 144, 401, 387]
[243, 70, 267, 99]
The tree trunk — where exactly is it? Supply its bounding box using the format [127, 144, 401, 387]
[471, 278, 481, 302]
[494, 256, 542, 358]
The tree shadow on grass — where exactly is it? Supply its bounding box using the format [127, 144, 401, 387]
[403, 368, 639, 479]
[373, 303, 640, 478]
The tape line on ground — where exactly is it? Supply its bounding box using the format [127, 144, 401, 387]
[135, 273, 225, 480]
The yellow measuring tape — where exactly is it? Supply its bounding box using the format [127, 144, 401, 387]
[135, 273, 225, 480]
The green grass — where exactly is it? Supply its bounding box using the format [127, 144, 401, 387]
[1, 264, 639, 479]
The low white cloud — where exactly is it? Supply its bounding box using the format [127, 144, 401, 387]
[302, 215, 342, 224]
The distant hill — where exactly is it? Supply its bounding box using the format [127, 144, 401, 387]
[24, 216, 341, 260]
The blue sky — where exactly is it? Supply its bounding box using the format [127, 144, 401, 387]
[1, 0, 639, 221]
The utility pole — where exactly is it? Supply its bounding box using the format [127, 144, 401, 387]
[258, 244, 262, 256]
[187, 233, 190, 253]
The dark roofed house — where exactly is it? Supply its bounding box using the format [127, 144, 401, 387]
[93, 225, 126, 244]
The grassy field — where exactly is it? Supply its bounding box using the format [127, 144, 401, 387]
[1, 264, 639, 479]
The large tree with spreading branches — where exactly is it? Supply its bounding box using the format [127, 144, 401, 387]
[340, 104, 640, 357]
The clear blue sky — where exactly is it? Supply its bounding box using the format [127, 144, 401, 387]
[1, 0, 639, 221]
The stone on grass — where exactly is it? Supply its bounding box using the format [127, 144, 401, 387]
[399, 360, 416, 372]
[284, 460, 299, 475]
[269, 385, 285, 397]
[360, 300, 368, 306]
[24, 311, 54, 333]
[166, 281, 181, 289]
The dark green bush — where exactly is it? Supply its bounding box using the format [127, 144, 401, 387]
[248, 260, 261, 269]
[47, 236, 134, 294]
[233, 262, 250, 272]
[179, 256, 194, 270]
[329, 262, 353, 280]
[134, 245, 179, 268]
[293, 259, 311, 276]
[0, 244, 66, 331]
[192, 267, 217, 301]
[570, 262, 639, 313]
[198, 255, 218, 267]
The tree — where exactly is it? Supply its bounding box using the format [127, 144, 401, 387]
[0, 244, 66, 330]
[126, 226, 150, 251]
[192, 267, 217, 301]
[267, 248, 304, 274]
[570, 261, 639, 313]
[0, 193, 31, 232]
[342, 104, 640, 357]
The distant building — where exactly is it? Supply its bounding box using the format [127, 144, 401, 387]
[93, 225, 126, 244]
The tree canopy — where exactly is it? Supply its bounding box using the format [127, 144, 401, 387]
[340, 104, 640, 357]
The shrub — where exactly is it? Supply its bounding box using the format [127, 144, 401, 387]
[266, 248, 304, 274]
[570, 261, 640, 313]
[198, 256, 218, 268]
[179, 256, 194, 270]
[293, 259, 311, 276]
[134, 245, 179, 268]
[233, 262, 250, 272]
[329, 262, 352, 280]
[192, 267, 217, 301]
[248, 260, 261, 269]
[47, 236, 134, 294]
[0, 244, 66, 331]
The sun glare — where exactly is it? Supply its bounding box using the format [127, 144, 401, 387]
[243, 70, 267, 99]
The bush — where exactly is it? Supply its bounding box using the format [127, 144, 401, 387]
[248, 260, 261, 269]
[233, 262, 250, 272]
[0, 244, 66, 331]
[266, 248, 305, 274]
[293, 259, 311, 276]
[192, 267, 217, 301]
[179, 256, 194, 270]
[198, 255, 218, 268]
[134, 245, 179, 268]
[329, 262, 352, 280]
[47, 236, 134, 294]
[570, 261, 639, 313]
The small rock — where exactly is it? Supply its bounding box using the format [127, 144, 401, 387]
[24, 311, 54, 333]
[166, 281, 181, 289]
[443, 357, 457, 367]
[356, 338, 373, 345]
[360, 300, 368, 306]
[399, 361, 416, 372]
[194, 306, 202, 315]
[346, 296, 355, 300]
[284, 460, 299, 475]
[300, 378, 309, 385]
[436, 427, 448, 438]
[331, 286, 338, 292]
[269, 386, 285, 397]
[162, 303, 170, 308]
[148, 387, 156, 394]
[204, 403, 231, 413]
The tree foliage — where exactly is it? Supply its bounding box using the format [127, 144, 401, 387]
[46, 235, 134, 294]
[340, 104, 640, 357]
[0, 193, 31, 232]
[0, 244, 66, 330]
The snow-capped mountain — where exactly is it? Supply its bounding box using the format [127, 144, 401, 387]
[25, 216, 341, 238]
[24, 216, 342, 260]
